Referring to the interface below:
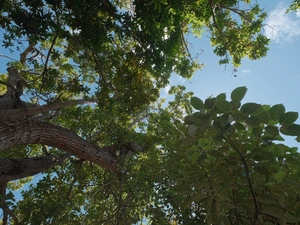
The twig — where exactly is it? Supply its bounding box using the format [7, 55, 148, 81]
[41, 34, 58, 81]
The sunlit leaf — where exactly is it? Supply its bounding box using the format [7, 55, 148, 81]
[274, 171, 286, 183]
[191, 151, 200, 164]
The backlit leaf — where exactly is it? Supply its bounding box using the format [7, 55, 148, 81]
[231, 86, 247, 104]
[280, 124, 300, 136]
[279, 111, 298, 127]
[274, 171, 286, 183]
[241, 103, 262, 115]
[264, 125, 279, 136]
[216, 100, 232, 112]
[191, 152, 200, 164]
[190, 97, 203, 110]
[205, 98, 215, 109]
[269, 104, 285, 121]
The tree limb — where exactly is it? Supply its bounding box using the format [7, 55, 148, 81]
[0, 119, 119, 174]
[0, 153, 71, 182]
[20, 42, 37, 65]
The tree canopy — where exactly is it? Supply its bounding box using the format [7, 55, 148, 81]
[0, 0, 299, 224]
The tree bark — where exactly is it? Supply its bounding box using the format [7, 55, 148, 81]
[0, 154, 71, 182]
[0, 119, 119, 174]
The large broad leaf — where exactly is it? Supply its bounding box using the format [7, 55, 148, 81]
[216, 93, 226, 101]
[216, 100, 232, 112]
[252, 127, 262, 137]
[273, 144, 285, 156]
[269, 104, 285, 121]
[205, 98, 215, 109]
[264, 125, 279, 136]
[280, 124, 300, 136]
[279, 111, 298, 127]
[255, 110, 270, 124]
[190, 97, 203, 110]
[261, 207, 284, 220]
[241, 103, 262, 115]
[274, 171, 286, 183]
[245, 116, 262, 127]
[191, 151, 200, 164]
[231, 86, 247, 104]
[256, 193, 277, 204]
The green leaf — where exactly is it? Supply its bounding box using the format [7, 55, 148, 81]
[252, 127, 262, 137]
[209, 150, 224, 158]
[253, 150, 274, 161]
[256, 193, 277, 204]
[231, 86, 247, 104]
[182, 197, 193, 210]
[216, 100, 232, 112]
[286, 211, 300, 223]
[205, 98, 215, 109]
[273, 144, 284, 156]
[269, 104, 285, 121]
[191, 151, 200, 164]
[245, 116, 261, 127]
[261, 207, 284, 220]
[285, 157, 300, 166]
[190, 96, 203, 110]
[241, 103, 262, 115]
[274, 171, 286, 183]
[233, 122, 245, 130]
[264, 125, 279, 136]
[280, 124, 300, 136]
[279, 111, 298, 127]
[255, 110, 270, 124]
[216, 93, 226, 101]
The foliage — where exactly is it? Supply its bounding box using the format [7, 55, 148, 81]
[150, 86, 300, 224]
[0, 0, 297, 224]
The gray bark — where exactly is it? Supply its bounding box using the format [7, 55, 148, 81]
[0, 119, 119, 174]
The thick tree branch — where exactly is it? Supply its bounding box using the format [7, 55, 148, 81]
[20, 42, 37, 65]
[0, 153, 71, 182]
[0, 99, 96, 120]
[0, 119, 119, 174]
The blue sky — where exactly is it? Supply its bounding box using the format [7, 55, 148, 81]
[163, 1, 300, 147]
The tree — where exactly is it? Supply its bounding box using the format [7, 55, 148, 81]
[155, 87, 300, 224]
[0, 0, 287, 224]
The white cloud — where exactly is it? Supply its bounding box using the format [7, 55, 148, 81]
[265, 3, 300, 43]
[163, 84, 171, 95]
[241, 69, 251, 73]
